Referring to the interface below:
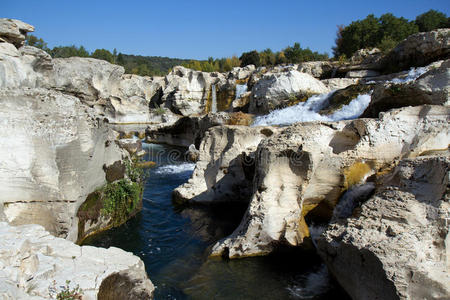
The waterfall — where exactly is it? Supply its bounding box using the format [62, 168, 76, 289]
[235, 84, 248, 100]
[252, 91, 372, 126]
[333, 182, 375, 219]
[211, 84, 217, 113]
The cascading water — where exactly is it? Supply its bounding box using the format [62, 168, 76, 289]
[235, 84, 248, 100]
[211, 84, 217, 113]
[367, 66, 430, 84]
[252, 91, 372, 126]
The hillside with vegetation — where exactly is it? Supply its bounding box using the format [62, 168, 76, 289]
[25, 9, 448, 76]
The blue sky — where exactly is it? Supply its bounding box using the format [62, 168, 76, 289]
[3, 0, 449, 59]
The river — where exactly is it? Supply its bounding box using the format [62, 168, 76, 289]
[85, 143, 349, 299]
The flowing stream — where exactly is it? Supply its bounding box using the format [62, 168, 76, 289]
[211, 84, 217, 113]
[85, 143, 350, 299]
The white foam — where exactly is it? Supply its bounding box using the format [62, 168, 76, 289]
[211, 84, 217, 113]
[153, 163, 196, 175]
[389, 66, 429, 84]
[252, 91, 372, 126]
[333, 182, 375, 219]
[308, 223, 326, 247]
[235, 84, 248, 99]
[287, 264, 331, 299]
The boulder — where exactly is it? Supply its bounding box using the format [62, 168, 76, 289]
[382, 28, 450, 73]
[162, 66, 218, 116]
[210, 105, 449, 258]
[362, 59, 450, 117]
[230, 65, 255, 80]
[249, 70, 330, 114]
[337, 48, 384, 73]
[317, 155, 450, 300]
[298, 61, 333, 78]
[173, 125, 279, 204]
[321, 78, 359, 90]
[117, 138, 143, 155]
[0, 18, 34, 48]
[350, 48, 382, 65]
[0, 222, 154, 299]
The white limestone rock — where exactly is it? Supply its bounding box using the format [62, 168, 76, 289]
[249, 70, 330, 114]
[0, 88, 126, 240]
[173, 125, 279, 204]
[321, 78, 360, 90]
[317, 155, 450, 300]
[298, 61, 333, 78]
[0, 18, 34, 48]
[211, 105, 450, 258]
[0, 222, 154, 299]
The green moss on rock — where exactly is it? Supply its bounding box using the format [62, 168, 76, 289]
[77, 159, 145, 244]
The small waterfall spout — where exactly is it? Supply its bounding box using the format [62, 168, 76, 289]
[235, 84, 248, 100]
[211, 84, 217, 113]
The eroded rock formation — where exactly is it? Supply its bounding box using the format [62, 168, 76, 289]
[173, 125, 279, 204]
[209, 105, 449, 258]
[317, 155, 450, 300]
[0, 222, 154, 299]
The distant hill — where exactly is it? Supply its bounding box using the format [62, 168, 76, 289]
[118, 54, 191, 76]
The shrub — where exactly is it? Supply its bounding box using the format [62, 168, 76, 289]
[48, 280, 83, 300]
[101, 179, 142, 225]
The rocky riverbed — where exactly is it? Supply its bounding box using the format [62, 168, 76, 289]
[0, 17, 448, 299]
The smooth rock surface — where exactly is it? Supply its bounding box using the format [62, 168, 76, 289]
[249, 70, 330, 114]
[0, 88, 126, 240]
[0, 222, 154, 299]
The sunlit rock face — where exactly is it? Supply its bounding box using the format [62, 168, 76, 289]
[0, 88, 126, 240]
[0, 18, 34, 47]
[210, 105, 449, 258]
[249, 70, 330, 114]
[0, 222, 154, 300]
[173, 125, 279, 204]
[317, 155, 450, 300]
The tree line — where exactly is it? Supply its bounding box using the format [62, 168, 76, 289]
[25, 9, 448, 76]
[333, 9, 449, 58]
[25, 36, 190, 76]
[182, 42, 329, 72]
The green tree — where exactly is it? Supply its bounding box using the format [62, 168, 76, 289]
[333, 13, 420, 58]
[25, 34, 48, 50]
[116, 52, 125, 65]
[379, 13, 418, 42]
[91, 48, 114, 63]
[260, 48, 276, 66]
[284, 42, 304, 63]
[415, 9, 449, 32]
[50, 45, 89, 58]
[240, 50, 260, 67]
